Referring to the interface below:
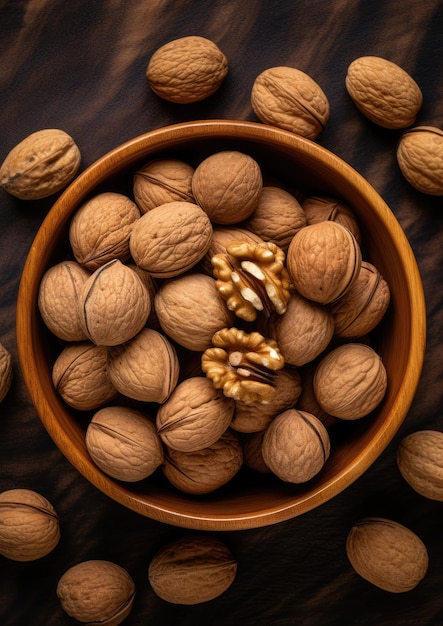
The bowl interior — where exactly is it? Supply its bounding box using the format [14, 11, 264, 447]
[16, 120, 426, 530]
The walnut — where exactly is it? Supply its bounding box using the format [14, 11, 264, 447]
[302, 194, 361, 244]
[154, 273, 235, 351]
[192, 151, 263, 224]
[57, 559, 135, 625]
[345, 56, 423, 128]
[129, 200, 213, 277]
[0, 128, 80, 199]
[0, 489, 60, 561]
[0, 342, 13, 403]
[52, 342, 117, 411]
[397, 430, 443, 501]
[296, 364, 337, 429]
[346, 518, 428, 592]
[146, 36, 228, 103]
[148, 535, 237, 605]
[133, 158, 195, 213]
[156, 376, 234, 452]
[162, 429, 243, 495]
[262, 409, 331, 483]
[201, 327, 285, 405]
[200, 226, 264, 275]
[69, 192, 141, 270]
[243, 186, 307, 251]
[243, 431, 271, 474]
[251, 66, 330, 139]
[313, 343, 387, 420]
[77, 259, 151, 346]
[212, 240, 291, 322]
[107, 328, 179, 403]
[86, 406, 164, 482]
[396, 126, 443, 195]
[329, 261, 390, 338]
[38, 261, 90, 342]
[286, 221, 362, 304]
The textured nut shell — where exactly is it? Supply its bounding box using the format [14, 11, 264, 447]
[52, 342, 116, 410]
[148, 535, 237, 605]
[192, 151, 263, 225]
[69, 192, 141, 270]
[201, 226, 264, 274]
[302, 194, 361, 244]
[38, 261, 90, 341]
[133, 159, 195, 213]
[296, 364, 337, 429]
[330, 261, 390, 338]
[78, 260, 151, 346]
[397, 126, 443, 195]
[286, 221, 361, 304]
[314, 343, 387, 419]
[243, 431, 271, 473]
[346, 518, 428, 592]
[397, 430, 443, 501]
[251, 66, 330, 139]
[0, 128, 81, 199]
[86, 407, 164, 482]
[154, 273, 235, 351]
[156, 377, 235, 452]
[146, 36, 228, 103]
[162, 429, 243, 495]
[107, 328, 179, 403]
[345, 56, 423, 129]
[57, 559, 135, 625]
[244, 186, 307, 251]
[0, 489, 60, 561]
[129, 201, 213, 277]
[262, 409, 330, 483]
[0, 342, 13, 403]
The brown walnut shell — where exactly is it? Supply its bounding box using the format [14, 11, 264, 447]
[200, 226, 264, 274]
[133, 158, 195, 213]
[302, 194, 361, 244]
[243, 431, 271, 474]
[396, 126, 443, 195]
[397, 430, 443, 501]
[0, 342, 13, 403]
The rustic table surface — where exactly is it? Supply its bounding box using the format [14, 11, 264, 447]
[1, 1, 442, 624]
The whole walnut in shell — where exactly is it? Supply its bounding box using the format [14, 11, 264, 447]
[162, 429, 243, 495]
[69, 192, 140, 270]
[346, 518, 428, 592]
[0, 342, 13, 403]
[0, 489, 60, 561]
[251, 66, 330, 139]
[38, 260, 90, 342]
[262, 409, 330, 483]
[192, 151, 263, 224]
[133, 158, 195, 213]
[148, 535, 237, 605]
[296, 364, 337, 429]
[397, 430, 443, 501]
[154, 273, 235, 351]
[57, 559, 135, 625]
[86, 406, 164, 482]
[302, 194, 361, 244]
[313, 343, 387, 420]
[129, 200, 213, 277]
[156, 376, 235, 452]
[146, 36, 228, 103]
[243, 431, 271, 474]
[396, 126, 443, 195]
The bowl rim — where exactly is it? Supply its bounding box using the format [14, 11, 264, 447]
[16, 119, 426, 530]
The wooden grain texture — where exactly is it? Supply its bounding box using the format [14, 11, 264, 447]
[1, 1, 442, 625]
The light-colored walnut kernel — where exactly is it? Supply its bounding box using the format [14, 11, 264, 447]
[192, 151, 263, 225]
[57, 559, 135, 625]
[313, 343, 387, 420]
[302, 194, 361, 244]
[148, 535, 237, 605]
[133, 158, 195, 213]
[0, 342, 13, 403]
[0, 129, 81, 199]
[162, 429, 243, 495]
[0, 489, 60, 561]
[129, 200, 213, 277]
[396, 126, 443, 195]
[69, 192, 141, 270]
[262, 409, 330, 483]
[86, 406, 163, 482]
[286, 221, 361, 304]
[146, 36, 228, 103]
[346, 518, 428, 592]
[397, 430, 443, 501]
[156, 376, 234, 452]
[201, 327, 285, 405]
[251, 66, 330, 139]
[201, 226, 264, 274]
[154, 273, 235, 351]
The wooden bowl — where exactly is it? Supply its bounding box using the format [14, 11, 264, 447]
[16, 120, 426, 530]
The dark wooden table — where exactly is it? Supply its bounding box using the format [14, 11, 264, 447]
[1, 1, 442, 624]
